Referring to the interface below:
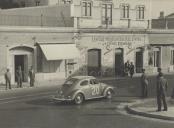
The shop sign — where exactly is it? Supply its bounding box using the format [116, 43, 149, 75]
[91, 35, 145, 55]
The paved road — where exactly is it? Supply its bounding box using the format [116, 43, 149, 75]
[0, 76, 174, 128]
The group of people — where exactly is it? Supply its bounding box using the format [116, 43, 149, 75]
[4, 66, 35, 90]
[124, 60, 135, 78]
[140, 68, 168, 111]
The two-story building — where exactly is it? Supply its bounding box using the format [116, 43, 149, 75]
[0, 0, 152, 84]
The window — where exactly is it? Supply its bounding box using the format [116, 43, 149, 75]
[137, 5, 145, 20]
[120, 4, 130, 19]
[102, 4, 112, 25]
[171, 50, 174, 65]
[82, 1, 92, 17]
[153, 49, 160, 67]
[80, 80, 89, 86]
[35, 1, 40, 6]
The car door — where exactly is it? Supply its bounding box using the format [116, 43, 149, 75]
[90, 79, 102, 98]
[79, 79, 91, 99]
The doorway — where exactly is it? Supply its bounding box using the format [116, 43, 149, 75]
[115, 48, 124, 76]
[136, 49, 143, 73]
[15, 55, 28, 82]
[87, 49, 101, 76]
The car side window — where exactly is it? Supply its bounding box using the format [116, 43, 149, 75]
[90, 79, 99, 85]
[80, 80, 89, 86]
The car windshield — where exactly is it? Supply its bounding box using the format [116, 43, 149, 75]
[63, 78, 79, 86]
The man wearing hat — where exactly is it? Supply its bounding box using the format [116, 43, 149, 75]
[156, 68, 168, 111]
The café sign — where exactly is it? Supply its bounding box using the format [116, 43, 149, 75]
[92, 35, 145, 45]
[91, 34, 146, 55]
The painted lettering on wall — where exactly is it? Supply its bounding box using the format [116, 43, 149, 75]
[92, 35, 144, 43]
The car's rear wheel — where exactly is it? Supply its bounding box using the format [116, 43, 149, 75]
[105, 89, 113, 99]
[74, 93, 84, 105]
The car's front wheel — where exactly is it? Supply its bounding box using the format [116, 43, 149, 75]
[74, 93, 84, 105]
[105, 89, 113, 99]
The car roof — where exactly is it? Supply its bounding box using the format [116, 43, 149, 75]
[71, 76, 96, 80]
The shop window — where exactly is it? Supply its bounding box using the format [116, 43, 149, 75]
[102, 4, 112, 25]
[82, 1, 92, 17]
[136, 5, 145, 20]
[120, 4, 130, 19]
[153, 49, 160, 67]
[171, 50, 174, 65]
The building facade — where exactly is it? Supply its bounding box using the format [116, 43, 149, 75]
[0, 0, 155, 84]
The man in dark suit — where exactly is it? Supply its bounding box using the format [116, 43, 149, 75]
[16, 66, 23, 88]
[4, 68, 11, 90]
[28, 66, 35, 87]
[129, 62, 135, 78]
[156, 70, 168, 111]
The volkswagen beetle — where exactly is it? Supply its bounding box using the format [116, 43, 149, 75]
[53, 76, 115, 104]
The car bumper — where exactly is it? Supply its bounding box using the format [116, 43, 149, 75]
[53, 96, 73, 102]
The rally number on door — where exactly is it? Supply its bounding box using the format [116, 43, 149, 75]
[92, 86, 100, 96]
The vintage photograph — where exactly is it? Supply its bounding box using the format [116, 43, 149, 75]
[0, 0, 174, 128]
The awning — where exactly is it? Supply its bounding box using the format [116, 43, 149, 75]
[39, 44, 80, 60]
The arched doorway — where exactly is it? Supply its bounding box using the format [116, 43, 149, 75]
[115, 48, 124, 76]
[87, 49, 101, 76]
[9, 46, 34, 83]
[135, 48, 143, 73]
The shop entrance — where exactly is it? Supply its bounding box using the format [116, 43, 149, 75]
[15, 55, 28, 82]
[136, 49, 143, 73]
[115, 48, 123, 76]
[88, 49, 101, 76]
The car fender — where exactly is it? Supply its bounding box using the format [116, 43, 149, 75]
[71, 90, 85, 100]
[103, 87, 115, 97]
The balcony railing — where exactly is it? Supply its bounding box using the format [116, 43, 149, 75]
[0, 14, 74, 27]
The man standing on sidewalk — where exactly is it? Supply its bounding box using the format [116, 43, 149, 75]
[4, 68, 11, 90]
[156, 69, 168, 111]
[28, 66, 35, 87]
[140, 69, 148, 98]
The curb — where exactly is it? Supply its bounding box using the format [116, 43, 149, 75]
[125, 98, 174, 121]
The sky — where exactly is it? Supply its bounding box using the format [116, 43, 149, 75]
[151, 0, 174, 18]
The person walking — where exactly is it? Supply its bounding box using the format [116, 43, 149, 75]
[140, 69, 148, 98]
[156, 69, 168, 111]
[16, 66, 23, 88]
[28, 66, 35, 87]
[4, 68, 11, 90]
[129, 62, 135, 78]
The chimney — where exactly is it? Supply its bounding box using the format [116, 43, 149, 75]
[159, 11, 165, 19]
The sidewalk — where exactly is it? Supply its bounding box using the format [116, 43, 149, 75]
[0, 79, 65, 91]
[126, 98, 174, 121]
